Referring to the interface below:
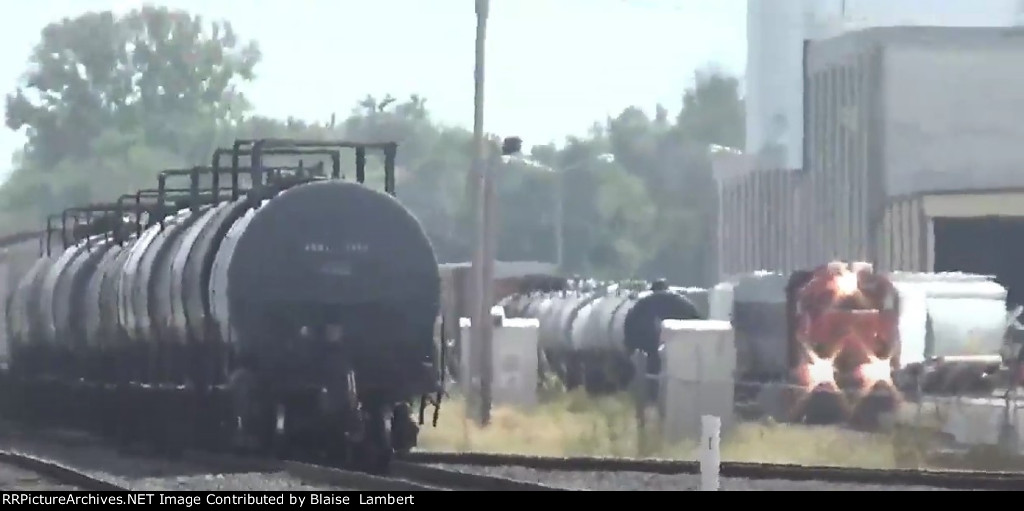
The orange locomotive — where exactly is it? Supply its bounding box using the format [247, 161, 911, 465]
[722, 261, 902, 427]
[782, 261, 901, 426]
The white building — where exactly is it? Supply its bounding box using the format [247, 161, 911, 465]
[745, 0, 1024, 170]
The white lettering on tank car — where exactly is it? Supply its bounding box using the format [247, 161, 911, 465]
[303, 242, 370, 254]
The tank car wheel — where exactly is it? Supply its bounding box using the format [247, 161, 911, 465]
[390, 402, 419, 454]
[582, 365, 609, 395]
[155, 385, 193, 459]
[350, 406, 393, 475]
[226, 369, 273, 453]
[563, 358, 584, 390]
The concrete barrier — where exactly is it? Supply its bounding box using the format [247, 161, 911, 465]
[459, 315, 541, 409]
[660, 319, 736, 443]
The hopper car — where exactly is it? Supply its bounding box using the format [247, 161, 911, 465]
[0, 138, 445, 474]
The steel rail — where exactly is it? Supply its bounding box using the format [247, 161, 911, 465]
[0, 420, 566, 491]
[177, 454, 571, 491]
[0, 450, 130, 491]
[401, 451, 1024, 491]
[390, 461, 572, 491]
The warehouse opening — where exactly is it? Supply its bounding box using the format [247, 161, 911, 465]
[933, 216, 1024, 309]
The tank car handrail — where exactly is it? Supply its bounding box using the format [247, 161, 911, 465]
[155, 164, 313, 217]
[246, 139, 399, 203]
[157, 166, 238, 212]
[244, 142, 346, 205]
[44, 214, 61, 256]
[255, 160, 328, 194]
[60, 203, 128, 251]
[153, 165, 316, 232]
[212, 144, 343, 201]
[115, 188, 204, 243]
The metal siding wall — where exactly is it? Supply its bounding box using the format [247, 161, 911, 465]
[885, 43, 1024, 196]
[900, 201, 910, 270]
[715, 181, 726, 279]
[717, 168, 807, 277]
[879, 206, 893, 272]
[798, 170, 813, 270]
[826, 68, 839, 260]
[855, 51, 872, 261]
[728, 184, 738, 275]
[805, 37, 887, 271]
[896, 201, 905, 270]
[924, 211, 936, 272]
[716, 38, 892, 278]
[739, 180, 747, 272]
[811, 67, 825, 266]
[875, 197, 929, 272]
[841, 65, 854, 259]
[779, 170, 791, 272]
[718, 180, 735, 277]
[736, 178, 745, 272]
[911, 198, 921, 271]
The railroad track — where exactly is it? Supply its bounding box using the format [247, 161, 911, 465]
[0, 422, 566, 491]
[388, 461, 570, 491]
[0, 450, 130, 491]
[402, 451, 1024, 491]
[194, 455, 572, 491]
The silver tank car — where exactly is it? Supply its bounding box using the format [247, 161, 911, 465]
[501, 281, 703, 394]
[1, 139, 444, 476]
[208, 182, 440, 384]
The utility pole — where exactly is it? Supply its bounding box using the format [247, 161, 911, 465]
[468, 0, 492, 426]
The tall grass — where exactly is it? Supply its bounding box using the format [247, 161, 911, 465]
[416, 389, 906, 468]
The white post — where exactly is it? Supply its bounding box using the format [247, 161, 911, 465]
[700, 414, 721, 491]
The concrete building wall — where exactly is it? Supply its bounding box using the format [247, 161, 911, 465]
[723, 25, 1024, 280]
[745, 0, 1021, 172]
[884, 39, 1024, 195]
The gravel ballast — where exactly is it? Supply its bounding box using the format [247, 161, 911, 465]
[428, 463, 988, 491]
[0, 460, 85, 491]
[0, 430, 350, 491]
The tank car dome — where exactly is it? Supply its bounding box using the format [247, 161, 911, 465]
[226, 180, 440, 319]
[621, 290, 702, 354]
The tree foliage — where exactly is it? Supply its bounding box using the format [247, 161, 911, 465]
[0, 7, 744, 286]
[5, 6, 259, 168]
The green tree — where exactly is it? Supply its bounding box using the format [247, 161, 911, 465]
[338, 94, 476, 261]
[0, 127, 183, 231]
[535, 139, 656, 278]
[0, 5, 745, 287]
[5, 6, 260, 170]
[603, 68, 745, 285]
[1, 6, 261, 226]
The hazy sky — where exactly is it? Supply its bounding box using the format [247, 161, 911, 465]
[0, 0, 747, 178]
